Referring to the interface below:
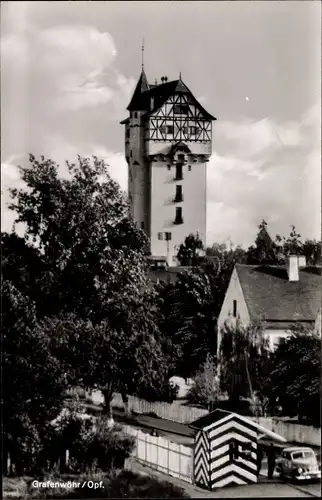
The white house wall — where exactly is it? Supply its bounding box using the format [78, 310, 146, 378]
[217, 267, 250, 356]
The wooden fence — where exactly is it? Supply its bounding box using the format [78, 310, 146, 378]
[111, 393, 208, 424]
[123, 425, 193, 483]
[70, 389, 321, 447]
[250, 417, 321, 447]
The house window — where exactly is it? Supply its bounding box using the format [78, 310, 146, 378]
[157, 232, 164, 240]
[166, 125, 174, 135]
[165, 232, 172, 241]
[175, 163, 183, 180]
[173, 104, 188, 115]
[233, 300, 237, 318]
[140, 221, 145, 229]
[134, 112, 138, 119]
[175, 185, 183, 202]
[175, 207, 183, 224]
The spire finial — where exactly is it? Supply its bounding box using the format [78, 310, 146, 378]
[179, 71, 182, 80]
[141, 38, 145, 70]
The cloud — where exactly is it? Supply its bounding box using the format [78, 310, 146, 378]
[207, 104, 321, 246]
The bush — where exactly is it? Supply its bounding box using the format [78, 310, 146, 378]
[86, 420, 135, 471]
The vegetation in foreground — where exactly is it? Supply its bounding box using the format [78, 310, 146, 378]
[3, 470, 189, 499]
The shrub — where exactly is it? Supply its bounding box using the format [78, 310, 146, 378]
[86, 420, 135, 471]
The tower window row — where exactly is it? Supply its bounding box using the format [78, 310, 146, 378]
[159, 125, 199, 136]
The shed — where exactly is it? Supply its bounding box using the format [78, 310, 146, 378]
[189, 409, 286, 490]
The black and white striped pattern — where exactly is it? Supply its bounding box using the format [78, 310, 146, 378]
[194, 413, 259, 489]
[194, 430, 209, 488]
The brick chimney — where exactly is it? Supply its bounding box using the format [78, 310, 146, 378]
[287, 255, 299, 282]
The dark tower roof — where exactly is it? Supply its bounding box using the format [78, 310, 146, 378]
[125, 71, 216, 120]
[127, 69, 150, 111]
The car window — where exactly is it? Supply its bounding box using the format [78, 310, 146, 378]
[292, 451, 314, 460]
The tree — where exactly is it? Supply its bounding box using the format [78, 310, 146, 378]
[176, 233, 204, 266]
[8, 154, 148, 324]
[264, 329, 321, 425]
[187, 354, 220, 410]
[41, 293, 167, 422]
[157, 269, 218, 379]
[219, 321, 271, 413]
[247, 220, 280, 265]
[302, 239, 321, 266]
[2, 280, 68, 472]
[6, 154, 168, 417]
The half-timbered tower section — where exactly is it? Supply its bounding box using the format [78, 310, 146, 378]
[121, 70, 216, 264]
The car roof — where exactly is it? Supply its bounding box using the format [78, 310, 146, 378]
[283, 447, 313, 453]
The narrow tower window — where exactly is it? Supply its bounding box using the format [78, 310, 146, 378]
[140, 222, 145, 230]
[175, 185, 183, 202]
[130, 150, 133, 157]
[157, 232, 164, 240]
[175, 207, 183, 224]
[233, 300, 237, 318]
[175, 163, 183, 180]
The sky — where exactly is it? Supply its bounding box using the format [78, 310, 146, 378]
[1, 0, 321, 248]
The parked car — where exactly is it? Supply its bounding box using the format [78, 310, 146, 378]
[276, 447, 321, 482]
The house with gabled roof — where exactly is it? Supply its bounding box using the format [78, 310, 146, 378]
[217, 255, 321, 353]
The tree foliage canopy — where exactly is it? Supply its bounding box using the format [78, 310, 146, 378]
[8, 154, 149, 324]
[264, 330, 321, 424]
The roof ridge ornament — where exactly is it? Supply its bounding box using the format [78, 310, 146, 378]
[141, 38, 145, 70]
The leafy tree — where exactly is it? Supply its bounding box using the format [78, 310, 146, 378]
[264, 329, 321, 425]
[8, 154, 148, 325]
[247, 220, 280, 265]
[176, 233, 204, 266]
[5, 154, 168, 417]
[219, 321, 271, 413]
[187, 354, 220, 410]
[2, 280, 68, 473]
[157, 270, 218, 379]
[302, 239, 321, 266]
[41, 305, 167, 421]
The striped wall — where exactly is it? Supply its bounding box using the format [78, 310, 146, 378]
[194, 431, 209, 488]
[194, 414, 259, 489]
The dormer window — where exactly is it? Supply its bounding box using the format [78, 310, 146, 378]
[173, 104, 188, 115]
